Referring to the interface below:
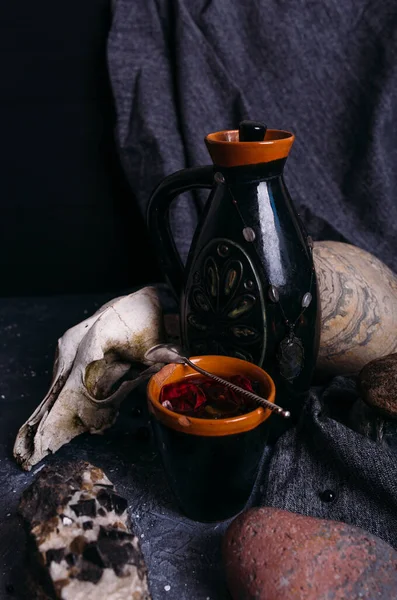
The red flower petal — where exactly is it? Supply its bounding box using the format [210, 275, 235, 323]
[160, 375, 258, 417]
[160, 380, 207, 413]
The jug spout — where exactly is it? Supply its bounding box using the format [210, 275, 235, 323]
[205, 122, 294, 168]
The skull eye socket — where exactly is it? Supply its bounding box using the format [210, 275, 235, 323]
[84, 356, 132, 400]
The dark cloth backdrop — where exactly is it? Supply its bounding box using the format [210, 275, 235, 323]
[108, 0, 397, 271]
[0, 0, 160, 296]
[108, 0, 397, 548]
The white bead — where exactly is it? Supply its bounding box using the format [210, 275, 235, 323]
[242, 227, 256, 242]
[302, 292, 312, 308]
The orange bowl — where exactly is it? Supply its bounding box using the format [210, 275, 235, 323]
[147, 355, 276, 437]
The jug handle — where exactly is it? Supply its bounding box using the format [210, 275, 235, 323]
[147, 165, 214, 298]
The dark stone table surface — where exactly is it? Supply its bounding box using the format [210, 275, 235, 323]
[0, 289, 234, 600]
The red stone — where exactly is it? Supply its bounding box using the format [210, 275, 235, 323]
[223, 507, 397, 600]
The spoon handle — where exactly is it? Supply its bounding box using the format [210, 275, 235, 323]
[184, 358, 290, 419]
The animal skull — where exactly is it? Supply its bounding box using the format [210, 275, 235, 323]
[14, 287, 165, 471]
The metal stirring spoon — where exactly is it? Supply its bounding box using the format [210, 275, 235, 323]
[144, 343, 290, 419]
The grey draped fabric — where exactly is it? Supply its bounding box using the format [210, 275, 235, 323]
[262, 385, 397, 548]
[107, 0, 397, 547]
[108, 0, 397, 269]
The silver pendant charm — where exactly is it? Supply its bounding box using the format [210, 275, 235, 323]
[278, 335, 304, 381]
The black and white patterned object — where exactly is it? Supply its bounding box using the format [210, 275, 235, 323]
[19, 461, 151, 600]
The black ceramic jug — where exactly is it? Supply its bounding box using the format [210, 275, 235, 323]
[147, 121, 320, 424]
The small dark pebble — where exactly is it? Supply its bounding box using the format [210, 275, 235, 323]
[98, 507, 106, 517]
[83, 520, 94, 530]
[319, 489, 337, 503]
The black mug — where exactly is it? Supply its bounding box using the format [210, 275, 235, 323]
[147, 355, 275, 522]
